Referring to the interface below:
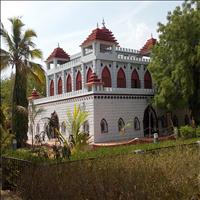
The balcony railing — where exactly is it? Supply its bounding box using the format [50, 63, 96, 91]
[33, 87, 154, 105]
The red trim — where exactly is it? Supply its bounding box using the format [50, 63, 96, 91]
[76, 71, 82, 91]
[131, 69, 140, 88]
[46, 47, 70, 62]
[87, 68, 93, 83]
[58, 77, 62, 94]
[81, 27, 119, 46]
[144, 70, 152, 89]
[66, 74, 72, 92]
[50, 80, 54, 96]
[140, 37, 157, 56]
[117, 68, 126, 88]
[102, 66, 112, 87]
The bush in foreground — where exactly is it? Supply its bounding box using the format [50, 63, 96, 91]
[180, 125, 199, 139]
[17, 146, 200, 200]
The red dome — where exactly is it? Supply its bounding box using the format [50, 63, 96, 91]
[86, 73, 102, 85]
[46, 47, 70, 62]
[140, 37, 157, 56]
[81, 26, 119, 46]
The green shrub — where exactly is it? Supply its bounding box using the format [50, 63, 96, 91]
[179, 125, 196, 139]
[196, 126, 200, 137]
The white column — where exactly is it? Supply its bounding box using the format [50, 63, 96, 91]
[96, 59, 101, 77]
[54, 73, 56, 95]
[62, 70, 65, 93]
[46, 75, 49, 97]
[81, 64, 85, 90]
[53, 58, 57, 68]
[140, 65, 144, 88]
[71, 67, 75, 91]
[112, 61, 117, 88]
[92, 42, 96, 55]
[127, 63, 131, 88]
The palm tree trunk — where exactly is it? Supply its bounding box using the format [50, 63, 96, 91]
[12, 64, 28, 148]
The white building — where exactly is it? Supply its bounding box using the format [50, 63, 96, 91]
[28, 22, 189, 143]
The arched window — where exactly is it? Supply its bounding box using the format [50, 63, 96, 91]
[66, 74, 72, 92]
[87, 68, 92, 83]
[131, 69, 140, 88]
[50, 80, 54, 96]
[58, 77, 62, 94]
[43, 123, 47, 132]
[76, 71, 82, 90]
[36, 123, 40, 134]
[83, 120, 89, 134]
[172, 115, 179, 127]
[102, 66, 111, 87]
[144, 70, 152, 89]
[134, 117, 140, 130]
[61, 121, 66, 134]
[184, 114, 190, 125]
[117, 68, 126, 88]
[100, 119, 108, 133]
[118, 118, 125, 132]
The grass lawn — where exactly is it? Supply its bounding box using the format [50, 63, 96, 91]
[71, 137, 200, 160]
[3, 137, 200, 162]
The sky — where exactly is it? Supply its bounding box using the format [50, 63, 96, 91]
[1, 1, 183, 78]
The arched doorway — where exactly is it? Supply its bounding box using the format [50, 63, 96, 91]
[143, 106, 158, 137]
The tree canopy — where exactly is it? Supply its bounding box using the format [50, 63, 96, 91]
[149, 0, 200, 124]
[0, 17, 45, 147]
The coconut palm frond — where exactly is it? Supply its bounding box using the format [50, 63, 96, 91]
[29, 49, 43, 59]
[9, 17, 25, 47]
[27, 61, 46, 86]
[0, 23, 15, 53]
[0, 49, 11, 70]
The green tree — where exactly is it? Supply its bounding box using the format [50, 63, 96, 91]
[0, 17, 45, 147]
[149, 0, 200, 124]
[0, 78, 13, 119]
[29, 101, 45, 148]
[0, 107, 14, 154]
[66, 104, 90, 154]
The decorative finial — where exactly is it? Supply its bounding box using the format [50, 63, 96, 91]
[58, 43, 60, 47]
[102, 18, 105, 27]
[151, 33, 153, 38]
[97, 22, 99, 28]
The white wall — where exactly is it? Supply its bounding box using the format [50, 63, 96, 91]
[93, 96, 149, 142]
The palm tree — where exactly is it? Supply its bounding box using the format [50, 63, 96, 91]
[66, 104, 90, 154]
[0, 17, 45, 147]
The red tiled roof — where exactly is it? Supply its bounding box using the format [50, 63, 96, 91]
[86, 73, 103, 85]
[46, 47, 70, 61]
[140, 37, 157, 56]
[81, 27, 119, 46]
[28, 88, 40, 100]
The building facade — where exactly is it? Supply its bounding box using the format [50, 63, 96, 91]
[28, 22, 189, 143]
